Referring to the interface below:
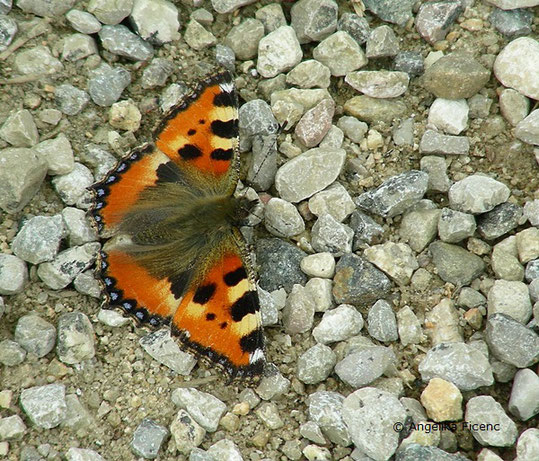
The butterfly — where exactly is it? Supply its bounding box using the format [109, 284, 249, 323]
[89, 71, 266, 379]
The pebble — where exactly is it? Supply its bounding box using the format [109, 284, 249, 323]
[34, 133, 74, 176]
[55, 84, 90, 115]
[477, 202, 523, 240]
[353, 71, 409, 100]
[66, 448, 106, 461]
[308, 183, 355, 222]
[62, 207, 98, 246]
[419, 342, 494, 391]
[515, 109, 539, 146]
[0, 339, 26, 366]
[88, 63, 132, 107]
[499, 88, 530, 126]
[62, 393, 92, 430]
[98, 24, 153, 61]
[508, 368, 539, 421]
[130, 0, 180, 44]
[393, 51, 425, 77]
[256, 238, 307, 292]
[184, 19, 216, 51]
[0, 254, 28, 295]
[367, 300, 398, 342]
[256, 364, 290, 400]
[238, 98, 279, 152]
[492, 244, 524, 281]
[342, 387, 406, 460]
[52, 162, 94, 208]
[423, 52, 490, 99]
[300, 252, 335, 278]
[400, 207, 441, 252]
[0, 109, 39, 147]
[349, 210, 384, 249]
[366, 25, 399, 58]
[271, 87, 331, 128]
[264, 197, 305, 238]
[305, 277, 333, 312]
[337, 12, 370, 45]
[333, 253, 392, 305]
[62, 33, 98, 61]
[297, 344, 336, 385]
[494, 37, 539, 101]
[488, 280, 532, 324]
[485, 313, 539, 368]
[419, 129, 470, 156]
[87, 0, 132, 25]
[206, 439, 243, 460]
[336, 346, 396, 388]
[526, 259, 539, 281]
[355, 170, 429, 218]
[0, 0, 9, 14]
[0, 147, 47, 213]
[257, 25, 302, 79]
[38, 108, 62, 125]
[0, 414, 26, 441]
[489, 7, 533, 38]
[524, 199, 539, 226]
[466, 396, 517, 447]
[516, 227, 539, 263]
[286, 60, 331, 89]
[364, 241, 418, 286]
[141, 58, 175, 89]
[429, 241, 485, 286]
[312, 304, 363, 344]
[319, 124, 343, 148]
[255, 402, 283, 430]
[428, 99, 469, 135]
[81, 144, 117, 182]
[171, 387, 226, 432]
[275, 147, 345, 202]
[307, 391, 350, 446]
[421, 378, 463, 422]
[295, 98, 335, 147]
[139, 329, 196, 375]
[449, 174, 510, 214]
[11, 215, 65, 265]
[516, 428, 539, 461]
[211, 0, 257, 14]
[396, 305, 423, 346]
[415, 0, 463, 44]
[14, 314, 56, 358]
[14, 45, 63, 75]
[311, 213, 353, 256]
[438, 208, 476, 243]
[0, 15, 16, 52]
[109, 99, 141, 132]
[425, 298, 462, 345]
[170, 409, 205, 455]
[224, 18, 264, 61]
[65, 9, 102, 34]
[56, 311, 95, 364]
[131, 418, 168, 459]
[312, 31, 366, 77]
[290, 0, 338, 44]
[20, 383, 67, 429]
[397, 444, 469, 461]
[299, 421, 326, 445]
[282, 284, 315, 334]
[255, 3, 285, 33]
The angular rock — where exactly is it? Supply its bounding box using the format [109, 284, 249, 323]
[307, 391, 351, 446]
[19, 384, 67, 429]
[367, 300, 398, 342]
[14, 314, 56, 358]
[98, 24, 154, 61]
[130, 0, 180, 45]
[171, 387, 226, 432]
[312, 31, 367, 77]
[449, 175, 510, 214]
[297, 343, 336, 385]
[290, 0, 338, 44]
[131, 418, 169, 459]
[419, 130, 470, 156]
[257, 25, 302, 78]
[429, 241, 485, 286]
[335, 346, 396, 388]
[508, 368, 539, 421]
[0, 109, 39, 147]
[415, 0, 463, 44]
[345, 70, 409, 98]
[366, 25, 399, 58]
[56, 311, 95, 364]
[0, 254, 28, 295]
[466, 396, 518, 447]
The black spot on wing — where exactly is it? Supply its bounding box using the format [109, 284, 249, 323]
[187, 129, 196, 136]
[193, 283, 216, 304]
[213, 91, 236, 108]
[239, 328, 263, 353]
[211, 119, 238, 139]
[230, 290, 258, 322]
[178, 144, 202, 160]
[156, 161, 182, 183]
[168, 271, 191, 299]
[210, 148, 233, 161]
[219, 322, 228, 329]
[224, 267, 247, 287]
[206, 313, 216, 321]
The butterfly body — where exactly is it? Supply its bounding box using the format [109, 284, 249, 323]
[90, 72, 265, 379]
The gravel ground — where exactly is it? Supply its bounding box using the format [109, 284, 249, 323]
[0, 1, 538, 461]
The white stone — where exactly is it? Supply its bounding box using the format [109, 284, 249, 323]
[515, 109, 539, 146]
[264, 197, 305, 237]
[300, 252, 335, 278]
[257, 26, 303, 78]
[428, 99, 469, 135]
[308, 183, 355, 222]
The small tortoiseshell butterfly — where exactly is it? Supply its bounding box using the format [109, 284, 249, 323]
[89, 71, 265, 379]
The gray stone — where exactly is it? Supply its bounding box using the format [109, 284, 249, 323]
[52, 162, 94, 208]
[516, 227, 539, 263]
[346, 70, 409, 98]
[333, 253, 392, 306]
[396, 444, 470, 461]
[308, 391, 351, 446]
[98, 24, 153, 61]
[55, 84, 90, 115]
[449, 174, 510, 214]
[287, 60, 331, 89]
[490, 7, 533, 38]
[130, 0, 180, 45]
[393, 51, 424, 77]
[131, 418, 169, 459]
[88, 63, 132, 107]
[524, 199, 539, 226]
[0, 109, 39, 147]
[364, 241, 418, 286]
[0, 0, 10, 15]
[206, 440, 242, 460]
[210, 0, 256, 14]
[311, 213, 353, 257]
[466, 396, 517, 447]
[308, 183, 355, 222]
[256, 364, 290, 400]
[270, 87, 331, 128]
[0, 14, 16, 52]
[342, 388, 406, 460]
[0, 414, 26, 441]
[337, 115, 368, 144]
[335, 346, 396, 388]
[66, 448, 106, 461]
[257, 25, 302, 78]
[305, 277, 333, 313]
[238, 98, 279, 152]
[80, 143, 117, 182]
[14, 314, 56, 358]
[0, 339, 26, 366]
[344, 95, 407, 124]
[14, 45, 63, 75]
[56, 311, 95, 364]
[362, 0, 413, 26]
[526, 259, 539, 281]
[349, 210, 384, 250]
[295, 98, 335, 147]
[400, 208, 441, 252]
[485, 0, 539, 8]
[419, 342, 494, 391]
[424, 52, 490, 99]
[61, 394, 92, 430]
[297, 343, 336, 385]
[184, 19, 216, 50]
[0, 254, 27, 295]
[139, 329, 196, 375]
[88, 0, 133, 25]
[300, 253, 335, 279]
[468, 94, 493, 119]
[313, 304, 363, 344]
[255, 402, 283, 429]
[477, 202, 523, 240]
[367, 300, 398, 342]
[499, 88, 530, 126]
[312, 31, 366, 77]
[264, 198, 304, 238]
[429, 241, 485, 285]
[62, 207, 98, 246]
[282, 284, 315, 334]
[355, 170, 428, 218]
[508, 368, 539, 421]
[337, 13, 370, 45]
[516, 428, 539, 461]
[34, 133, 74, 176]
[419, 130, 470, 156]
[397, 306, 423, 346]
[62, 33, 98, 61]
[19, 384, 67, 429]
[485, 314, 539, 368]
[215, 44, 235, 71]
[224, 18, 264, 61]
[65, 9, 102, 34]
[12, 215, 65, 265]
[290, 0, 338, 44]
[255, 3, 285, 33]
[319, 124, 344, 148]
[141, 58, 174, 89]
[415, 0, 463, 44]
[494, 37, 539, 101]
[170, 409, 205, 455]
[438, 208, 476, 243]
[515, 109, 539, 146]
[491, 247, 524, 281]
[171, 387, 226, 432]
[366, 25, 399, 58]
